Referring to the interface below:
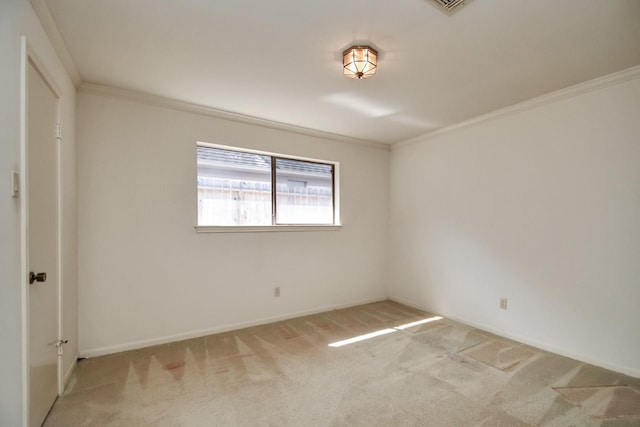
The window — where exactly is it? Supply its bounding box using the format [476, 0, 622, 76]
[197, 143, 338, 228]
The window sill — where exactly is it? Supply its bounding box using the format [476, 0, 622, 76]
[195, 224, 342, 233]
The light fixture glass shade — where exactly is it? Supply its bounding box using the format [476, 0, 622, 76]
[343, 46, 378, 79]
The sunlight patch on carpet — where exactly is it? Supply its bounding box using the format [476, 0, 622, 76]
[328, 316, 443, 348]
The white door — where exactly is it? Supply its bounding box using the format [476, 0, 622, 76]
[27, 58, 60, 427]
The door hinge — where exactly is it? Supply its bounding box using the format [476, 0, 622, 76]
[56, 123, 62, 140]
[56, 339, 68, 355]
[12, 171, 19, 198]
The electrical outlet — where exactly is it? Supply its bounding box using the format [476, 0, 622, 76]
[500, 298, 508, 310]
[274, 287, 280, 297]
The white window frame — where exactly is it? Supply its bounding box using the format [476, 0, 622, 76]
[195, 142, 341, 233]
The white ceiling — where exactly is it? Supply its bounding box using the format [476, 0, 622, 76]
[43, 0, 640, 144]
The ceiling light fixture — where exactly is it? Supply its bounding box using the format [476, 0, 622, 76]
[343, 46, 378, 79]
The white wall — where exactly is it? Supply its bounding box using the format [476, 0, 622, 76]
[0, 0, 77, 424]
[76, 91, 389, 356]
[389, 72, 640, 377]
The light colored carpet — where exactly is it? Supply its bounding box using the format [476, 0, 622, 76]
[44, 301, 640, 426]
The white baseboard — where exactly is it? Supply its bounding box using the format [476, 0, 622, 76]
[80, 296, 388, 358]
[388, 296, 640, 379]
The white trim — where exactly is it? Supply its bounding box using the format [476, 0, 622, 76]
[56, 125, 63, 396]
[79, 296, 387, 358]
[29, 0, 82, 88]
[20, 35, 29, 427]
[393, 65, 640, 150]
[389, 296, 640, 379]
[80, 82, 389, 151]
[196, 225, 342, 233]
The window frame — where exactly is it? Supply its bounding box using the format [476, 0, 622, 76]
[195, 142, 341, 233]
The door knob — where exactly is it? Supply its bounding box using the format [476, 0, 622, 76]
[29, 272, 47, 284]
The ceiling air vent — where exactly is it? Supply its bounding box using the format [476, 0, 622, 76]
[426, 0, 472, 15]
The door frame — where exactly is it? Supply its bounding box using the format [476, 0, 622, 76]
[20, 36, 65, 426]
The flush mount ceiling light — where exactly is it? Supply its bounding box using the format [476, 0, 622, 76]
[343, 46, 378, 79]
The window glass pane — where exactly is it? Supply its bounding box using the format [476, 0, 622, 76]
[275, 158, 333, 224]
[197, 146, 272, 225]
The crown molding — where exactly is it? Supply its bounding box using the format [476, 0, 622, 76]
[79, 82, 389, 151]
[393, 65, 640, 150]
[30, 0, 82, 88]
